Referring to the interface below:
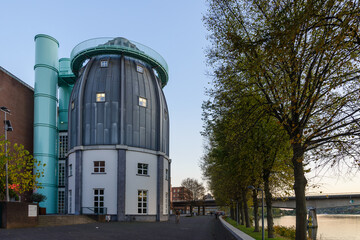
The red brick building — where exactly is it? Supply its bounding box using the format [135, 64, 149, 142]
[0, 66, 34, 153]
[171, 186, 193, 202]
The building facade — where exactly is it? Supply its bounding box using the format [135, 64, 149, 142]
[171, 187, 193, 202]
[33, 35, 171, 221]
[0, 67, 34, 153]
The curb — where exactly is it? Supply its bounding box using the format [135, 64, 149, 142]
[219, 217, 255, 240]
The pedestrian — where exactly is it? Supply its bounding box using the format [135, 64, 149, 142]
[175, 210, 180, 224]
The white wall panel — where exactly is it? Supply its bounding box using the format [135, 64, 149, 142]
[125, 151, 157, 215]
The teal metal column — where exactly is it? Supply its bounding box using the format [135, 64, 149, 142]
[34, 34, 59, 214]
[58, 58, 74, 131]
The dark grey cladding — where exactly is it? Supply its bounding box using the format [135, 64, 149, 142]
[68, 55, 169, 155]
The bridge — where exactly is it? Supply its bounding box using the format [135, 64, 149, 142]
[271, 193, 360, 209]
[271, 193, 360, 227]
[172, 199, 218, 215]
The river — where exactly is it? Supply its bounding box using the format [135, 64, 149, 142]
[264, 214, 360, 240]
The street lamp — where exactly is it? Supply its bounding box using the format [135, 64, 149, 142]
[249, 185, 264, 240]
[1, 106, 13, 202]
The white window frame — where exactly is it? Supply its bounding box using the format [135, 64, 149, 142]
[69, 190, 72, 213]
[136, 65, 144, 73]
[137, 163, 148, 176]
[94, 188, 105, 214]
[93, 161, 105, 173]
[138, 190, 148, 214]
[139, 97, 147, 108]
[100, 60, 108, 68]
[96, 93, 106, 102]
[58, 190, 65, 214]
[165, 192, 168, 215]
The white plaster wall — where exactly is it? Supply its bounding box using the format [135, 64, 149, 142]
[125, 151, 157, 215]
[163, 158, 170, 215]
[82, 150, 118, 214]
[68, 153, 76, 214]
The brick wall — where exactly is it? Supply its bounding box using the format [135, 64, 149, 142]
[0, 67, 34, 153]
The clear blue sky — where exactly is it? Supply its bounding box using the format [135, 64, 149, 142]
[0, 0, 359, 194]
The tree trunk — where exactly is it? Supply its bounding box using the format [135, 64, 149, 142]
[240, 200, 245, 225]
[292, 143, 307, 240]
[264, 171, 274, 238]
[252, 189, 260, 232]
[230, 204, 234, 220]
[242, 190, 251, 228]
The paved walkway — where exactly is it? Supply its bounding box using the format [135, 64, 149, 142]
[0, 215, 237, 240]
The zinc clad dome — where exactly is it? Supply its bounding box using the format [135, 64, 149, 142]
[69, 55, 169, 155]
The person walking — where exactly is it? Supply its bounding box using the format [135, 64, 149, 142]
[175, 210, 180, 224]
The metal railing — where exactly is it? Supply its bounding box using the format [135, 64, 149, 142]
[81, 207, 107, 215]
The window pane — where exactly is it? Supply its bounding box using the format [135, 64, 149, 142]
[100, 189, 104, 195]
[138, 209, 142, 213]
[143, 209, 147, 213]
[100, 161, 105, 166]
[137, 65, 144, 73]
[139, 97, 147, 107]
[96, 93, 105, 102]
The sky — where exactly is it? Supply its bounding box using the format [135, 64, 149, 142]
[0, 0, 359, 195]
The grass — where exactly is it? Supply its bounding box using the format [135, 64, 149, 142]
[224, 217, 292, 240]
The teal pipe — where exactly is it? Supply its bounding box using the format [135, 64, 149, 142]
[34, 34, 59, 214]
[58, 58, 73, 131]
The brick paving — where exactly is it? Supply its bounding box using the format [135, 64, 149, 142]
[0, 215, 237, 240]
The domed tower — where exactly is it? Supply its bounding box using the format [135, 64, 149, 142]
[67, 37, 170, 221]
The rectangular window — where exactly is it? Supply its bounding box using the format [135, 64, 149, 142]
[165, 169, 169, 181]
[96, 93, 106, 102]
[58, 190, 65, 214]
[94, 161, 105, 173]
[59, 134, 68, 159]
[138, 190, 147, 214]
[136, 65, 144, 73]
[137, 163, 148, 175]
[69, 164, 73, 176]
[58, 162, 65, 186]
[165, 192, 168, 214]
[69, 190, 72, 213]
[94, 189, 105, 214]
[139, 97, 147, 108]
[100, 60, 108, 68]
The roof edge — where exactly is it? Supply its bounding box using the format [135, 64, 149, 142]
[0, 66, 34, 91]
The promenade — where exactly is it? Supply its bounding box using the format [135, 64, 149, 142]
[0, 215, 237, 240]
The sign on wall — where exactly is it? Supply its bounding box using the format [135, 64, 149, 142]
[28, 205, 37, 217]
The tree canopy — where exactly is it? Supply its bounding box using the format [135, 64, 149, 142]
[0, 137, 45, 200]
[203, 0, 360, 239]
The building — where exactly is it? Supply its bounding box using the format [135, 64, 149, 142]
[0, 67, 34, 154]
[0, 34, 172, 221]
[171, 187, 193, 202]
[0, 67, 34, 202]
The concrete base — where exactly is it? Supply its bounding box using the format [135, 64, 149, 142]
[123, 214, 169, 222]
[0, 201, 39, 229]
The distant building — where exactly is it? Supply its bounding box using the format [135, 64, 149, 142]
[171, 187, 193, 202]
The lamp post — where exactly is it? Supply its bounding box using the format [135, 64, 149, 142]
[1, 106, 13, 202]
[249, 186, 264, 240]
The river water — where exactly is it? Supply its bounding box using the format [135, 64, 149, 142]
[266, 215, 360, 240]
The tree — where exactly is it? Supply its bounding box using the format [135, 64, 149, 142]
[0, 137, 45, 200]
[204, 1, 360, 239]
[181, 178, 205, 201]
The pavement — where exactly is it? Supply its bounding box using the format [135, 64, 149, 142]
[0, 215, 238, 240]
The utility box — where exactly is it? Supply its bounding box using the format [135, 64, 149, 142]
[0, 201, 38, 229]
